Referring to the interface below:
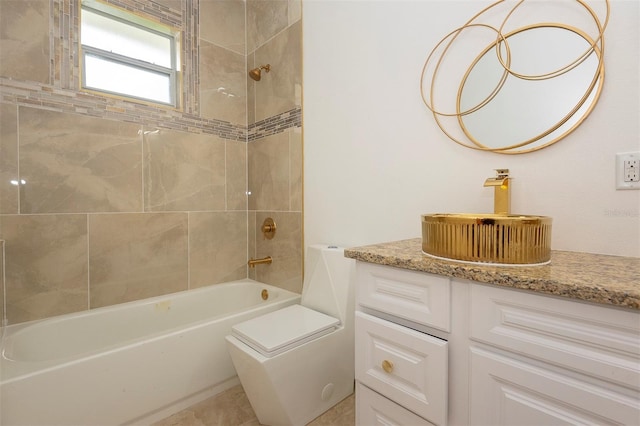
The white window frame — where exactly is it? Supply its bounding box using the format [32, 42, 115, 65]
[80, 3, 179, 107]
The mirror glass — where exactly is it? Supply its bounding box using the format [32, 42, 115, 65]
[457, 25, 602, 152]
[420, 0, 609, 154]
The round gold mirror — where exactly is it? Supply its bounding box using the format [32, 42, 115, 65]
[458, 24, 603, 153]
[420, 0, 609, 154]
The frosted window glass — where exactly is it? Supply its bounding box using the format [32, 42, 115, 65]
[84, 55, 171, 104]
[82, 9, 172, 68]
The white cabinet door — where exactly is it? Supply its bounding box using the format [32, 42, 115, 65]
[470, 346, 640, 426]
[355, 312, 448, 425]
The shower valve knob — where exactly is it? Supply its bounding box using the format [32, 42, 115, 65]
[261, 217, 276, 239]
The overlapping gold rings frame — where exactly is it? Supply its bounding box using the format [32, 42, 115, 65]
[420, 0, 609, 154]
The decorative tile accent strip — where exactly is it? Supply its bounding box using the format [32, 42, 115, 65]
[248, 107, 302, 142]
[2, 78, 301, 142]
[0, 78, 246, 141]
[100, 0, 183, 27]
[183, 0, 200, 115]
[51, 1, 59, 86]
[52, 0, 80, 91]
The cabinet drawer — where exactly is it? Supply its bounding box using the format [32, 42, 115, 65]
[357, 262, 451, 331]
[355, 312, 448, 425]
[356, 382, 435, 426]
[470, 283, 640, 389]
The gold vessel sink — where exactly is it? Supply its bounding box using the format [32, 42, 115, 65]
[422, 213, 552, 265]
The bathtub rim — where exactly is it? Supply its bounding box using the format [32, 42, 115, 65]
[1, 279, 301, 382]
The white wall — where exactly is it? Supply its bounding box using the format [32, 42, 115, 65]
[303, 0, 640, 257]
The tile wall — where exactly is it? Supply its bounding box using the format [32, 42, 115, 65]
[0, 0, 302, 325]
[246, 0, 303, 289]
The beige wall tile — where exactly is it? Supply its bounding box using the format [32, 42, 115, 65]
[290, 129, 303, 212]
[255, 21, 302, 121]
[89, 213, 188, 308]
[1, 103, 19, 214]
[0, 214, 88, 324]
[0, 0, 50, 84]
[18, 108, 143, 214]
[248, 132, 290, 211]
[0, 0, 304, 325]
[200, 0, 246, 55]
[0, 239, 5, 324]
[247, 52, 256, 125]
[254, 211, 302, 293]
[143, 129, 226, 211]
[247, 0, 288, 53]
[200, 40, 247, 125]
[226, 140, 248, 210]
[288, 0, 301, 26]
[189, 211, 247, 288]
[248, 210, 257, 280]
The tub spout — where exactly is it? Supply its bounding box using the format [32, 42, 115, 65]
[248, 256, 272, 268]
[483, 168, 511, 215]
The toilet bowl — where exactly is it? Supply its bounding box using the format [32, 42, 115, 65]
[225, 245, 355, 426]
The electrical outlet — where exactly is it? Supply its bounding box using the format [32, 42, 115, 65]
[616, 152, 640, 190]
[624, 159, 639, 181]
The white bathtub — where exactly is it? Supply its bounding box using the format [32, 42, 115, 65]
[0, 279, 301, 425]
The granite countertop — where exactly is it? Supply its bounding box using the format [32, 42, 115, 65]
[345, 238, 640, 310]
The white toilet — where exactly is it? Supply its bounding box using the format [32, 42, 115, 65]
[225, 245, 356, 426]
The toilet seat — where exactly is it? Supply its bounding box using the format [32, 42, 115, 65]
[231, 305, 340, 358]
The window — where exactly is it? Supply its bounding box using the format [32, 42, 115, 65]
[80, 1, 179, 107]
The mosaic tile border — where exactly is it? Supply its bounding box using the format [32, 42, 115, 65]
[248, 107, 302, 142]
[181, 0, 200, 116]
[51, 0, 79, 89]
[101, 0, 183, 27]
[0, 78, 246, 141]
[1, 79, 301, 142]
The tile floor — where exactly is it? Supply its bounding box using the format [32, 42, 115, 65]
[153, 384, 355, 426]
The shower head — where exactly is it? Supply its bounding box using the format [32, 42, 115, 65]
[249, 64, 271, 81]
[249, 68, 261, 81]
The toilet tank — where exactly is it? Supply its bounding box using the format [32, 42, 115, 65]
[301, 245, 356, 325]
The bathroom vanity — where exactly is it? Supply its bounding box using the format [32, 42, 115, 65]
[346, 239, 640, 426]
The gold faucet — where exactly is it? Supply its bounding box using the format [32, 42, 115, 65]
[248, 256, 272, 268]
[483, 169, 511, 215]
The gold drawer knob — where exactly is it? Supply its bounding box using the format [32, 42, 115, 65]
[382, 359, 394, 373]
